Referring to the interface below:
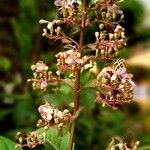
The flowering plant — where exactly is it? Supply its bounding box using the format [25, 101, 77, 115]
[15, 0, 138, 149]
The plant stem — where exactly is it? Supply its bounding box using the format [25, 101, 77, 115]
[79, 0, 87, 51]
[68, 0, 87, 150]
[68, 70, 80, 150]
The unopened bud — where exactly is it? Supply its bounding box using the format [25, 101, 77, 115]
[33, 72, 37, 78]
[44, 125, 48, 130]
[112, 13, 117, 20]
[39, 19, 49, 24]
[101, 12, 106, 19]
[116, 25, 122, 30]
[100, 32, 106, 40]
[27, 79, 31, 82]
[56, 26, 61, 35]
[96, 49, 99, 57]
[42, 32, 47, 36]
[15, 144, 20, 149]
[106, 13, 111, 19]
[95, 32, 99, 40]
[18, 137, 23, 144]
[120, 14, 124, 20]
[114, 33, 118, 39]
[58, 123, 63, 128]
[135, 141, 140, 146]
[118, 84, 124, 89]
[119, 39, 124, 42]
[101, 49, 105, 55]
[118, 143, 123, 149]
[31, 65, 35, 70]
[99, 24, 104, 30]
[108, 47, 113, 54]
[121, 32, 125, 39]
[106, 13, 110, 18]
[56, 20, 61, 24]
[47, 22, 53, 29]
[102, 103, 106, 107]
[109, 33, 114, 40]
[102, 77, 108, 84]
[129, 87, 133, 91]
[43, 28, 47, 33]
[56, 70, 60, 76]
[64, 109, 69, 113]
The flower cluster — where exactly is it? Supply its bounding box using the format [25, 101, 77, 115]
[94, 25, 126, 59]
[56, 49, 88, 76]
[28, 61, 55, 91]
[95, 59, 135, 109]
[39, 19, 62, 36]
[37, 102, 72, 129]
[16, 0, 138, 149]
[88, 0, 126, 60]
[54, 0, 79, 20]
[16, 131, 45, 148]
[54, 0, 77, 7]
[107, 137, 139, 150]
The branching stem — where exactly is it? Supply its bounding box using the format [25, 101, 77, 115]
[68, 0, 87, 150]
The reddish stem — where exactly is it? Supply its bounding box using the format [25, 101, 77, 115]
[68, 0, 87, 150]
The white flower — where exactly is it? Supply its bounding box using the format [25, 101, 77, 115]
[38, 104, 54, 121]
[32, 61, 48, 73]
[65, 57, 75, 65]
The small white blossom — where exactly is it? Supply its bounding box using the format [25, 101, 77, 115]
[38, 104, 54, 121]
[31, 61, 48, 73]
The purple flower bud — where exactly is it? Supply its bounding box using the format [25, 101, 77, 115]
[54, 0, 64, 7]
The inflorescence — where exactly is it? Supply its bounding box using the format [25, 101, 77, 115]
[16, 0, 136, 149]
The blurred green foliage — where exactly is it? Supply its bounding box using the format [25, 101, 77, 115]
[0, 0, 150, 149]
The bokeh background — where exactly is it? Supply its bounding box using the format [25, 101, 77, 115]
[0, 0, 150, 149]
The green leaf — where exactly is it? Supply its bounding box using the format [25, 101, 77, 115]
[59, 84, 72, 95]
[45, 127, 70, 150]
[0, 136, 22, 150]
[58, 132, 70, 150]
